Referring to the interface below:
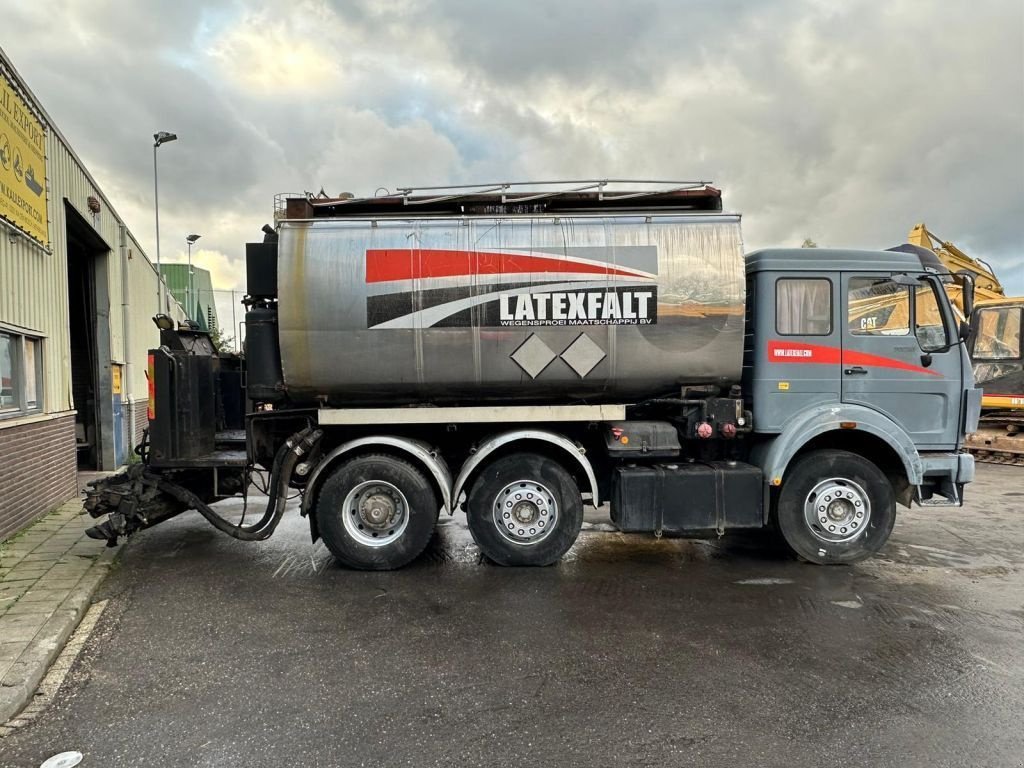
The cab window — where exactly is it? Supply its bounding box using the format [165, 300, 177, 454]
[848, 277, 910, 335]
[776, 278, 831, 335]
[974, 306, 1022, 360]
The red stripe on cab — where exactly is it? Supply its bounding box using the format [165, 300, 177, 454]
[767, 340, 941, 377]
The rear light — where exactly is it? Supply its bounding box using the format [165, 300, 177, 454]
[147, 354, 155, 420]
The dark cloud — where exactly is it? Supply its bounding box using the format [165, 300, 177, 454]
[1, 0, 1021, 293]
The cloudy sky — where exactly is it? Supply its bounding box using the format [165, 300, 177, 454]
[2, 0, 1023, 304]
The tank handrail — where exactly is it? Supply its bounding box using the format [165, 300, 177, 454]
[393, 179, 713, 192]
[301, 179, 716, 208]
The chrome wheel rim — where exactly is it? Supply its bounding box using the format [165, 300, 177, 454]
[803, 477, 871, 543]
[343, 480, 409, 547]
[492, 479, 558, 546]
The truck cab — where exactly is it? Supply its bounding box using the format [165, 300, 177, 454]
[745, 249, 980, 532]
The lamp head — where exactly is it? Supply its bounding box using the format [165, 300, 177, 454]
[154, 131, 178, 147]
[186, 234, 201, 244]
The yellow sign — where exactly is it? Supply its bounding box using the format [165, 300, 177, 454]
[111, 364, 122, 395]
[778, 381, 790, 391]
[0, 71, 47, 246]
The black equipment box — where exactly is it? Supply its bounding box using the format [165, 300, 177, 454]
[149, 343, 217, 464]
[611, 461, 763, 534]
[217, 354, 246, 431]
[603, 421, 681, 458]
[246, 242, 278, 298]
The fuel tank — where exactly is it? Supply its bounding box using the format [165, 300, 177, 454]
[277, 214, 744, 405]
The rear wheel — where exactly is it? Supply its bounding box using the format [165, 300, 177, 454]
[316, 454, 439, 570]
[772, 449, 896, 564]
[466, 452, 584, 566]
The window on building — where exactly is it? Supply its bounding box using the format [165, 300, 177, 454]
[849, 277, 910, 335]
[776, 278, 832, 335]
[0, 330, 44, 417]
[974, 306, 1022, 361]
[0, 334, 13, 412]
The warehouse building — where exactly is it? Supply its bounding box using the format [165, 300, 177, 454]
[0, 48, 185, 540]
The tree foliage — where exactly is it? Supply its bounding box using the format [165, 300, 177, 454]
[206, 325, 235, 353]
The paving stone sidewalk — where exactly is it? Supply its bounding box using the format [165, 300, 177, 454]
[0, 499, 117, 724]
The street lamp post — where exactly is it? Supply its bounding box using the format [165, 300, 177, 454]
[153, 131, 178, 312]
[186, 233, 201, 322]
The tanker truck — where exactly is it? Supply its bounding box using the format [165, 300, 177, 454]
[84, 181, 982, 569]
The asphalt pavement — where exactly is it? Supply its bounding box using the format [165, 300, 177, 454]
[2, 464, 1023, 767]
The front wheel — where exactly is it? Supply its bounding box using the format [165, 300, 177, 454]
[466, 452, 584, 566]
[772, 449, 896, 564]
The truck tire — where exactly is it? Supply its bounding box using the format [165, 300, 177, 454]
[316, 454, 439, 570]
[772, 449, 896, 565]
[466, 452, 583, 566]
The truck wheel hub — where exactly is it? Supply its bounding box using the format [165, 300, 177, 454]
[493, 480, 558, 546]
[512, 501, 538, 524]
[826, 498, 854, 522]
[803, 478, 871, 543]
[343, 480, 410, 547]
[361, 493, 396, 526]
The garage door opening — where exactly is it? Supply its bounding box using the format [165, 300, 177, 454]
[66, 201, 113, 470]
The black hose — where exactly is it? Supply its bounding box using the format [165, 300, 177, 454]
[134, 428, 151, 464]
[157, 428, 321, 541]
[244, 436, 291, 530]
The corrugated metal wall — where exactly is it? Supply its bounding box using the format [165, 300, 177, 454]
[0, 49, 185, 437]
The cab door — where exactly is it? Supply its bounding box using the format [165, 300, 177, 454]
[752, 274, 841, 432]
[841, 273, 962, 447]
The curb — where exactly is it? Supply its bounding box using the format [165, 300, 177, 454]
[0, 554, 116, 724]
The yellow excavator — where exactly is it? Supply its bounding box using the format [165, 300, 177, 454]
[908, 224, 1024, 463]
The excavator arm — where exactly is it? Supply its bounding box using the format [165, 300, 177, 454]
[908, 223, 1005, 300]
[905, 224, 1024, 463]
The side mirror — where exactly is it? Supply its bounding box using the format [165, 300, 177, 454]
[959, 320, 972, 342]
[954, 270, 975, 319]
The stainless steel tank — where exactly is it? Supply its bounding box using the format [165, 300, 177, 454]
[277, 214, 744, 405]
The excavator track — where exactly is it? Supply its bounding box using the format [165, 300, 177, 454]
[965, 415, 1024, 466]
